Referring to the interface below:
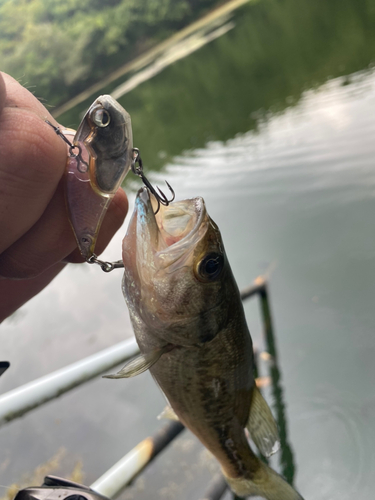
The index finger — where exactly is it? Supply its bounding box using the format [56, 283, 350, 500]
[0, 72, 67, 254]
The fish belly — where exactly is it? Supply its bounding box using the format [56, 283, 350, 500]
[148, 326, 256, 479]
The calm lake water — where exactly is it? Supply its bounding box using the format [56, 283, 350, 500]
[1, 0, 375, 499]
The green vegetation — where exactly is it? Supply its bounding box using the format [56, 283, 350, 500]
[3, 0, 375, 174]
[99, 0, 375, 173]
[0, 0, 220, 106]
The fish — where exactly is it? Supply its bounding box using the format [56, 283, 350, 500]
[65, 95, 133, 259]
[106, 187, 304, 500]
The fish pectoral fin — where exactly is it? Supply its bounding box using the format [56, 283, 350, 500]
[157, 405, 180, 421]
[103, 346, 169, 379]
[246, 385, 280, 458]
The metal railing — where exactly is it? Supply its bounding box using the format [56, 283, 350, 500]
[0, 276, 294, 500]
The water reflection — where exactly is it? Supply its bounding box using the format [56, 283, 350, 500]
[257, 286, 296, 485]
[111, 22, 236, 100]
[58, 0, 375, 163]
[2, 0, 375, 498]
[134, 69, 375, 498]
[114, 0, 375, 172]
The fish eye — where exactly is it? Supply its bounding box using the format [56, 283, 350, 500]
[196, 253, 224, 282]
[92, 108, 111, 128]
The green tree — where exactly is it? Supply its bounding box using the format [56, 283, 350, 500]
[0, 0, 214, 105]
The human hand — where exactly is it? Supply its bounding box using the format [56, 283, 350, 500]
[0, 72, 128, 322]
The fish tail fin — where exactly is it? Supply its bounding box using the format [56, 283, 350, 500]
[224, 460, 304, 500]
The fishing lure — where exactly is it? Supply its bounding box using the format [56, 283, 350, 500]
[65, 95, 132, 260]
[47, 94, 174, 271]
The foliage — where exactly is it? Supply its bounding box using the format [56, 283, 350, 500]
[0, 0, 218, 105]
[72, 0, 375, 173]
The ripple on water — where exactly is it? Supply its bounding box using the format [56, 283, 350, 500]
[290, 391, 375, 500]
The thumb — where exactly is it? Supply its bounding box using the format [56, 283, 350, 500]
[0, 72, 6, 116]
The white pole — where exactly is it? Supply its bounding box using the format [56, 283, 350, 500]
[0, 338, 139, 426]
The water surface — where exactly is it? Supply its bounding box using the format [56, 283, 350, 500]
[2, 0, 375, 499]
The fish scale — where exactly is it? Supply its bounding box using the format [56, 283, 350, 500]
[108, 187, 304, 500]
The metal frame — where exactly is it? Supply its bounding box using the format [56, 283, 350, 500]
[0, 339, 139, 426]
[0, 277, 294, 500]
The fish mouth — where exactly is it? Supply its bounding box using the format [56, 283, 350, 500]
[135, 187, 208, 269]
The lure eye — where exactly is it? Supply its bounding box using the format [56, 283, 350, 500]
[196, 253, 224, 282]
[92, 108, 111, 127]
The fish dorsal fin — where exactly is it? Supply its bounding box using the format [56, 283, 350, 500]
[246, 385, 280, 457]
[103, 346, 169, 379]
[157, 405, 180, 421]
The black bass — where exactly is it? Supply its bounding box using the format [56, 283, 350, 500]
[107, 187, 304, 500]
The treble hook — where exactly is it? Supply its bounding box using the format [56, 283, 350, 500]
[131, 148, 175, 215]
